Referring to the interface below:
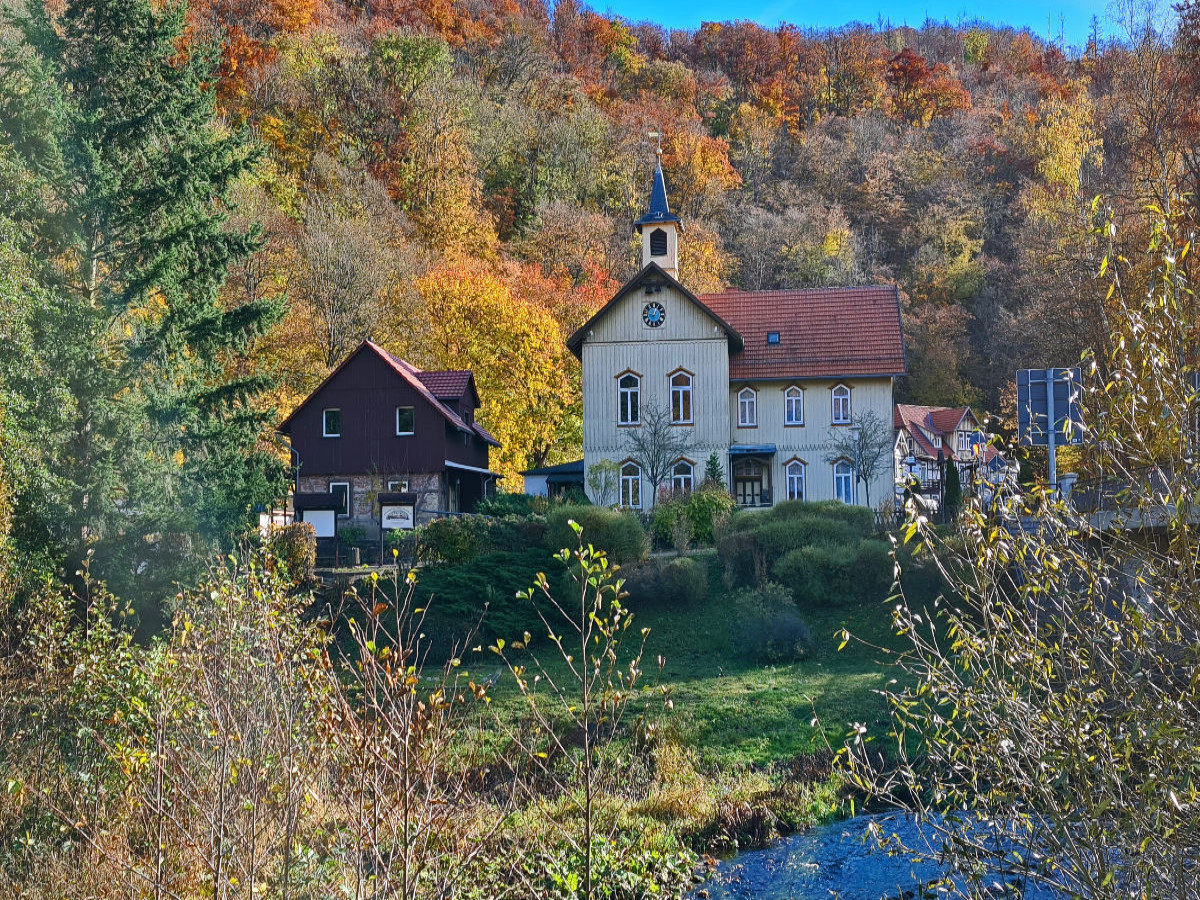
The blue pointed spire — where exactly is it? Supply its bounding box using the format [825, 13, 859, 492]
[634, 161, 683, 232]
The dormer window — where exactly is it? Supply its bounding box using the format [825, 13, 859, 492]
[649, 228, 668, 257]
[767, 331, 780, 345]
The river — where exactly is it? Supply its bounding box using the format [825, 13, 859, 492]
[689, 812, 1064, 899]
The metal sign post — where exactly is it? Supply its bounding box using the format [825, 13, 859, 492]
[1017, 367, 1084, 493]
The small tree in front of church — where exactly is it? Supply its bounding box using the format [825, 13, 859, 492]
[621, 403, 690, 507]
[823, 410, 893, 508]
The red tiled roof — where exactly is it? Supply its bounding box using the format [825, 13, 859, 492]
[415, 370, 472, 398]
[700, 286, 906, 380]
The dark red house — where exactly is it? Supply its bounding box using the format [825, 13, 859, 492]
[278, 341, 501, 534]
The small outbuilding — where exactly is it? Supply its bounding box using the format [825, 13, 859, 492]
[521, 460, 585, 499]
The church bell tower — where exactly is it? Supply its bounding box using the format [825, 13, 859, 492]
[634, 144, 683, 279]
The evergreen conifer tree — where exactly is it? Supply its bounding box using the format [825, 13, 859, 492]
[0, 0, 285, 599]
[944, 458, 962, 519]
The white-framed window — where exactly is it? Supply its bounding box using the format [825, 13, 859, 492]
[957, 431, 970, 452]
[323, 408, 341, 437]
[618, 372, 641, 426]
[831, 385, 851, 424]
[785, 459, 807, 501]
[833, 460, 853, 504]
[396, 406, 415, 435]
[329, 481, 351, 517]
[784, 386, 804, 426]
[387, 479, 409, 492]
[620, 462, 642, 509]
[671, 459, 694, 494]
[670, 370, 693, 424]
[737, 387, 757, 427]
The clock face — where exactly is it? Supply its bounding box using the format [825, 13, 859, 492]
[642, 301, 666, 328]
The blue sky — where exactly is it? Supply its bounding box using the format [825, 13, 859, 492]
[596, 0, 1113, 49]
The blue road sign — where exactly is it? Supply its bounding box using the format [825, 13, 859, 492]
[1017, 368, 1084, 447]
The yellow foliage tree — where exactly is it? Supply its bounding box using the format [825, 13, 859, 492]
[416, 265, 574, 487]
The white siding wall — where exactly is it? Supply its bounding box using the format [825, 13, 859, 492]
[581, 283, 731, 507]
[729, 377, 894, 508]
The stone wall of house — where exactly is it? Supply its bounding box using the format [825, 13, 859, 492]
[299, 472, 444, 536]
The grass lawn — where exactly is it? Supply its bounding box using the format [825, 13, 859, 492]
[459, 550, 907, 773]
[626, 552, 904, 769]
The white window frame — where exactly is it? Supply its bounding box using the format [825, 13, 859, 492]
[784, 385, 804, 426]
[323, 408, 341, 437]
[669, 370, 693, 425]
[329, 481, 351, 518]
[833, 460, 853, 504]
[785, 460, 806, 501]
[396, 406, 415, 436]
[387, 479, 409, 492]
[618, 373, 641, 426]
[737, 387, 757, 428]
[831, 385, 851, 425]
[620, 462, 642, 509]
[671, 459, 694, 494]
[957, 431, 970, 452]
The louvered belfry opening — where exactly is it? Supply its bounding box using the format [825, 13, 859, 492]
[650, 227, 668, 256]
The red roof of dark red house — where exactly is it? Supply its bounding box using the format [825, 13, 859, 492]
[415, 370, 473, 399]
[701, 285, 906, 380]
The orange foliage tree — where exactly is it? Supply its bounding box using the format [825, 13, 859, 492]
[416, 264, 576, 486]
[884, 48, 971, 128]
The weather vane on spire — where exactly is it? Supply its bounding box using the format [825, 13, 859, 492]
[648, 128, 663, 160]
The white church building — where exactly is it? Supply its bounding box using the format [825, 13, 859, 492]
[567, 162, 907, 511]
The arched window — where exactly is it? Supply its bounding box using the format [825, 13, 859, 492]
[784, 386, 804, 426]
[620, 462, 642, 509]
[671, 459, 694, 494]
[834, 459, 854, 504]
[670, 370, 693, 424]
[618, 372, 640, 425]
[785, 460, 807, 501]
[737, 387, 757, 427]
[650, 228, 668, 256]
[831, 384, 852, 424]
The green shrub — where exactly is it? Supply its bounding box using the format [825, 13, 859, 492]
[717, 501, 881, 588]
[772, 539, 891, 606]
[731, 582, 811, 662]
[544, 505, 648, 564]
[417, 517, 490, 563]
[623, 556, 710, 607]
[406, 548, 561, 646]
[476, 492, 537, 517]
[415, 515, 549, 563]
[650, 487, 737, 548]
[266, 523, 317, 584]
